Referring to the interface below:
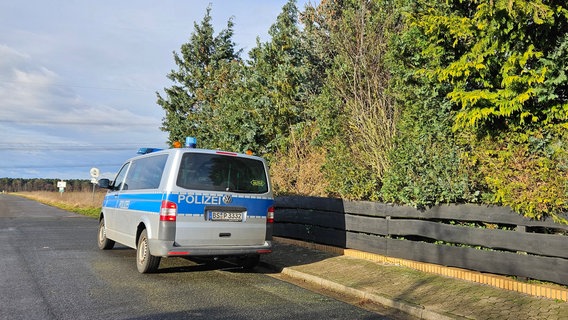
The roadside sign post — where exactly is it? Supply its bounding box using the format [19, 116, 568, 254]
[57, 180, 66, 196]
[90, 168, 100, 201]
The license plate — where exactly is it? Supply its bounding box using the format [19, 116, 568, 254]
[210, 211, 243, 222]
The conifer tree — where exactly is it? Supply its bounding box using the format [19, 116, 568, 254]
[156, 6, 240, 147]
[245, 0, 314, 153]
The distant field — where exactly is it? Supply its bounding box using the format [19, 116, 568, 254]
[14, 191, 106, 218]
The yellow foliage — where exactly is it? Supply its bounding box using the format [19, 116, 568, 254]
[471, 132, 568, 224]
[270, 126, 329, 197]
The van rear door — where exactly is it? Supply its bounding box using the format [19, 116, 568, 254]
[173, 152, 272, 247]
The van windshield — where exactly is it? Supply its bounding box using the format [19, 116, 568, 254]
[176, 153, 269, 194]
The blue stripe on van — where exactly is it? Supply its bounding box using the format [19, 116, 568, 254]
[125, 193, 163, 212]
[103, 192, 273, 216]
[167, 193, 273, 217]
[103, 192, 163, 213]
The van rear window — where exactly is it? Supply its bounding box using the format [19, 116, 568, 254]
[176, 153, 269, 194]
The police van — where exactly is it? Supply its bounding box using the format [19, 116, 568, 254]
[96, 138, 274, 273]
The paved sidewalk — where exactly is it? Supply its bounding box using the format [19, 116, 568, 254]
[261, 238, 568, 320]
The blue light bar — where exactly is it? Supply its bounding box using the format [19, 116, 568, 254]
[137, 147, 162, 155]
[185, 137, 197, 148]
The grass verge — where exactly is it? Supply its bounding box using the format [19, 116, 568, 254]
[13, 191, 105, 218]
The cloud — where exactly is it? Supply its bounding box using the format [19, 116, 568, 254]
[0, 45, 67, 115]
[0, 43, 167, 179]
[0, 0, 316, 179]
[0, 44, 162, 129]
[0, 44, 30, 68]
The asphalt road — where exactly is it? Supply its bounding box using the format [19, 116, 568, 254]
[0, 194, 389, 320]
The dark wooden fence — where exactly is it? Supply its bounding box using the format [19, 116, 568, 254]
[273, 196, 568, 286]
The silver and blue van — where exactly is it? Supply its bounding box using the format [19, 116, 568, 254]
[96, 139, 274, 273]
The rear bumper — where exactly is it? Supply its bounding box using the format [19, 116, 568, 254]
[149, 239, 272, 257]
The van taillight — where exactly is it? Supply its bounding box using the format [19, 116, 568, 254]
[160, 201, 177, 221]
[267, 206, 274, 223]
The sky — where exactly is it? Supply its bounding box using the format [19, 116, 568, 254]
[0, 0, 315, 181]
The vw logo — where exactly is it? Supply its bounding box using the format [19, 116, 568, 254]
[222, 194, 232, 204]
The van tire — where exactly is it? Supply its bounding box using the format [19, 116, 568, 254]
[98, 218, 115, 250]
[136, 229, 161, 273]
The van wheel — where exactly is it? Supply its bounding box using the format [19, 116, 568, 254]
[136, 229, 161, 273]
[240, 254, 260, 270]
[97, 218, 115, 250]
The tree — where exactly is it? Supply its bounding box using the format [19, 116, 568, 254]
[382, 0, 568, 222]
[420, 0, 568, 132]
[381, 0, 482, 207]
[157, 1, 316, 157]
[299, 0, 400, 200]
[156, 6, 241, 148]
[243, 0, 316, 155]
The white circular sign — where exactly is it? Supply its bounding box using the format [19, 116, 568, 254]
[90, 167, 100, 178]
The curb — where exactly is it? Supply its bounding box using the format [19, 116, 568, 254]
[274, 237, 568, 302]
[280, 267, 456, 320]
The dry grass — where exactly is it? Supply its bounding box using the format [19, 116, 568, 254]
[14, 191, 106, 218]
[270, 125, 330, 197]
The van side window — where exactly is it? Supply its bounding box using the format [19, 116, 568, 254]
[112, 162, 130, 191]
[124, 154, 168, 190]
[176, 153, 268, 193]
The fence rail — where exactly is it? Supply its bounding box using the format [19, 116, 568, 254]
[273, 196, 568, 286]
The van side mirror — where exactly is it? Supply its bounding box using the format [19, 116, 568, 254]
[98, 178, 111, 189]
